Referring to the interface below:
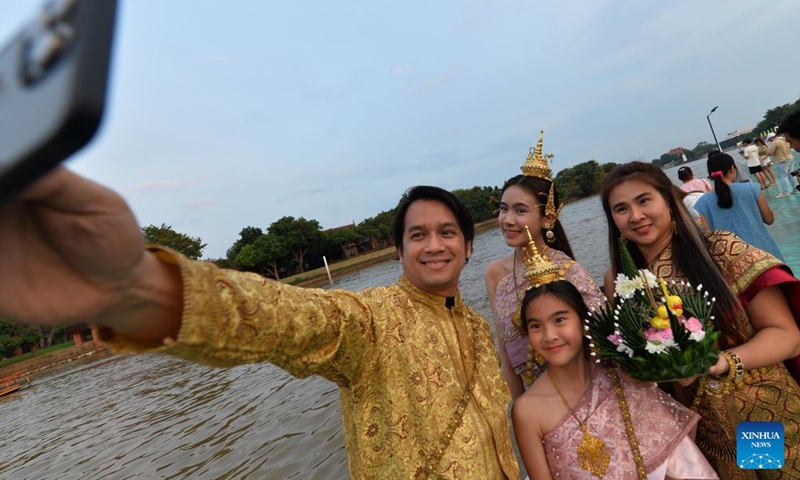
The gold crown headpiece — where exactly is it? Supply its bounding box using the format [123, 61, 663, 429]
[520, 130, 563, 221]
[520, 130, 554, 180]
[521, 225, 563, 288]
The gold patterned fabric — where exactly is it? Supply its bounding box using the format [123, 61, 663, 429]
[99, 247, 520, 480]
[649, 231, 800, 479]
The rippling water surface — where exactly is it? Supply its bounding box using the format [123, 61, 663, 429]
[0, 196, 611, 480]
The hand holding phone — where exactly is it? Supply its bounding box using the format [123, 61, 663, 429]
[0, 0, 117, 205]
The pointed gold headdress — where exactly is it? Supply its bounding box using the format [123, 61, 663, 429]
[519, 130, 564, 224]
[521, 225, 564, 288]
[520, 130, 554, 180]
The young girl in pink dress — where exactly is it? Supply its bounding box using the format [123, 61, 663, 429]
[511, 276, 718, 479]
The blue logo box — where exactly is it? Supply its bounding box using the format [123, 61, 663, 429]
[737, 421, 784, 470]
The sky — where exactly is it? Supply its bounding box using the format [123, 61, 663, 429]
[2, 1, 799, 259]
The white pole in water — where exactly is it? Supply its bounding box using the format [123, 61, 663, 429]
[323, 256, 333, 286]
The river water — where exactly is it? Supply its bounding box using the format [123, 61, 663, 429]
[0, 160, 778, 479]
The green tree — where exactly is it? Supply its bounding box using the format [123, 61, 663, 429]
[358, 210, 395, 245]
[235, 233, 289, 279]
[453, 186, 501, 223]
[0, 321, 41, 358]
[554, 160, 607, 201]
[268, 216, 325, 273]
[754, 101, 800, 133]
[142, 224, 207, 260]
[324, 227, 363, 259]
[226, 226, 264, 262]
[687, 141, 716, 159]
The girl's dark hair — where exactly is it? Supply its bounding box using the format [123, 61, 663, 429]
[599, 162, 739, 345]
[677, 166, 693, 182]
[519, 281, 591, 353]
[707, 153, 735, 209]
[754, 138, 767, 147]
[501, 175, 574, 259]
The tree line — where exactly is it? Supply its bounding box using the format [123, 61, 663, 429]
[651, 96, 800, 167]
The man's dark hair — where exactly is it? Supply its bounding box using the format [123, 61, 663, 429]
[742, 138, 753, 145]
[391, 186, 474, 253]
[777, 111, 800, 138]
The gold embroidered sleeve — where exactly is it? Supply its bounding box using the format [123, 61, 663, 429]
[100, 247, 376, 385]
[703, 231, 783, 295]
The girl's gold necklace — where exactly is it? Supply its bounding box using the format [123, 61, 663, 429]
[549, 366, 610, 478]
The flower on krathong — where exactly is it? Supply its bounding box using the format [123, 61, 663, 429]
[614, 273, 643, 299]
[683, 317, 706, 342]
[644, 327, 678, 355]
[607, 333, 634, 358]
[584, 237, 720, 382]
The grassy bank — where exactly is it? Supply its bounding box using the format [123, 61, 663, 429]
[0, 341, 75, 368]
[283, 218, 498, 288]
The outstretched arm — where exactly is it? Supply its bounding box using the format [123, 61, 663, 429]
[0, 168, 183, 342]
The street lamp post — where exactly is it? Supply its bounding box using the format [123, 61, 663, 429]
[707, 106, 722, 152]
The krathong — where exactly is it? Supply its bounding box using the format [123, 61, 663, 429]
[585, 238, 720, 382]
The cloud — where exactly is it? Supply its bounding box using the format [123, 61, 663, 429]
[126, 179, 197, 193]
[390, 65, 413, 76]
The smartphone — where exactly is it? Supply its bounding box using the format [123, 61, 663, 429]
[0, 0, 117, 205]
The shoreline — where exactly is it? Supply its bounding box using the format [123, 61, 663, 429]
[284, 218, 499, 288]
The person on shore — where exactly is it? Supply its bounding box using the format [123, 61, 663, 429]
[778, 111, 800, 153]
[600, 161, 800, 478]
[676, 166, 713, 226]
[741, 138, 771, 189]
[511, 272, 718, 478]
[694, 153, 784, 261]
[765, 131, 800, 196]
[708, 149, 750, 183]
[740, 138, 769, 189]
[754, 137, 777, 188]
[0, 170, 520, 480]
[485, 132, 604, 399]
[677, 166, 712, 194]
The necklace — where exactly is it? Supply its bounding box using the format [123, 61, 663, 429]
[550, 366, 610, 478]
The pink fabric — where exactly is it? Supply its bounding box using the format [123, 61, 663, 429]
[543, 365, 717, 479]
[680, 178, 713, 193]
[493, 249, 605, 374]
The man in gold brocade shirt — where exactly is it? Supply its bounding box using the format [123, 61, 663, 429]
[0, 171, 520, 480]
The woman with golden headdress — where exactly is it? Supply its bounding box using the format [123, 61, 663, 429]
[600, 161, 800, 478]
[485, 131, 605, 398]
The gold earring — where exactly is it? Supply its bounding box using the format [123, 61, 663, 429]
[543, 223, 556, 244]
[524, 346, 548, 385]
[670, 220, 678, 235]
[619, 234, 627, 245]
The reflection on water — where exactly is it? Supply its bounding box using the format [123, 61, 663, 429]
[0, 197, 611, 480]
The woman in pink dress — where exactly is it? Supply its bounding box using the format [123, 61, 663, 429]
[485, 133, 604, 398]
